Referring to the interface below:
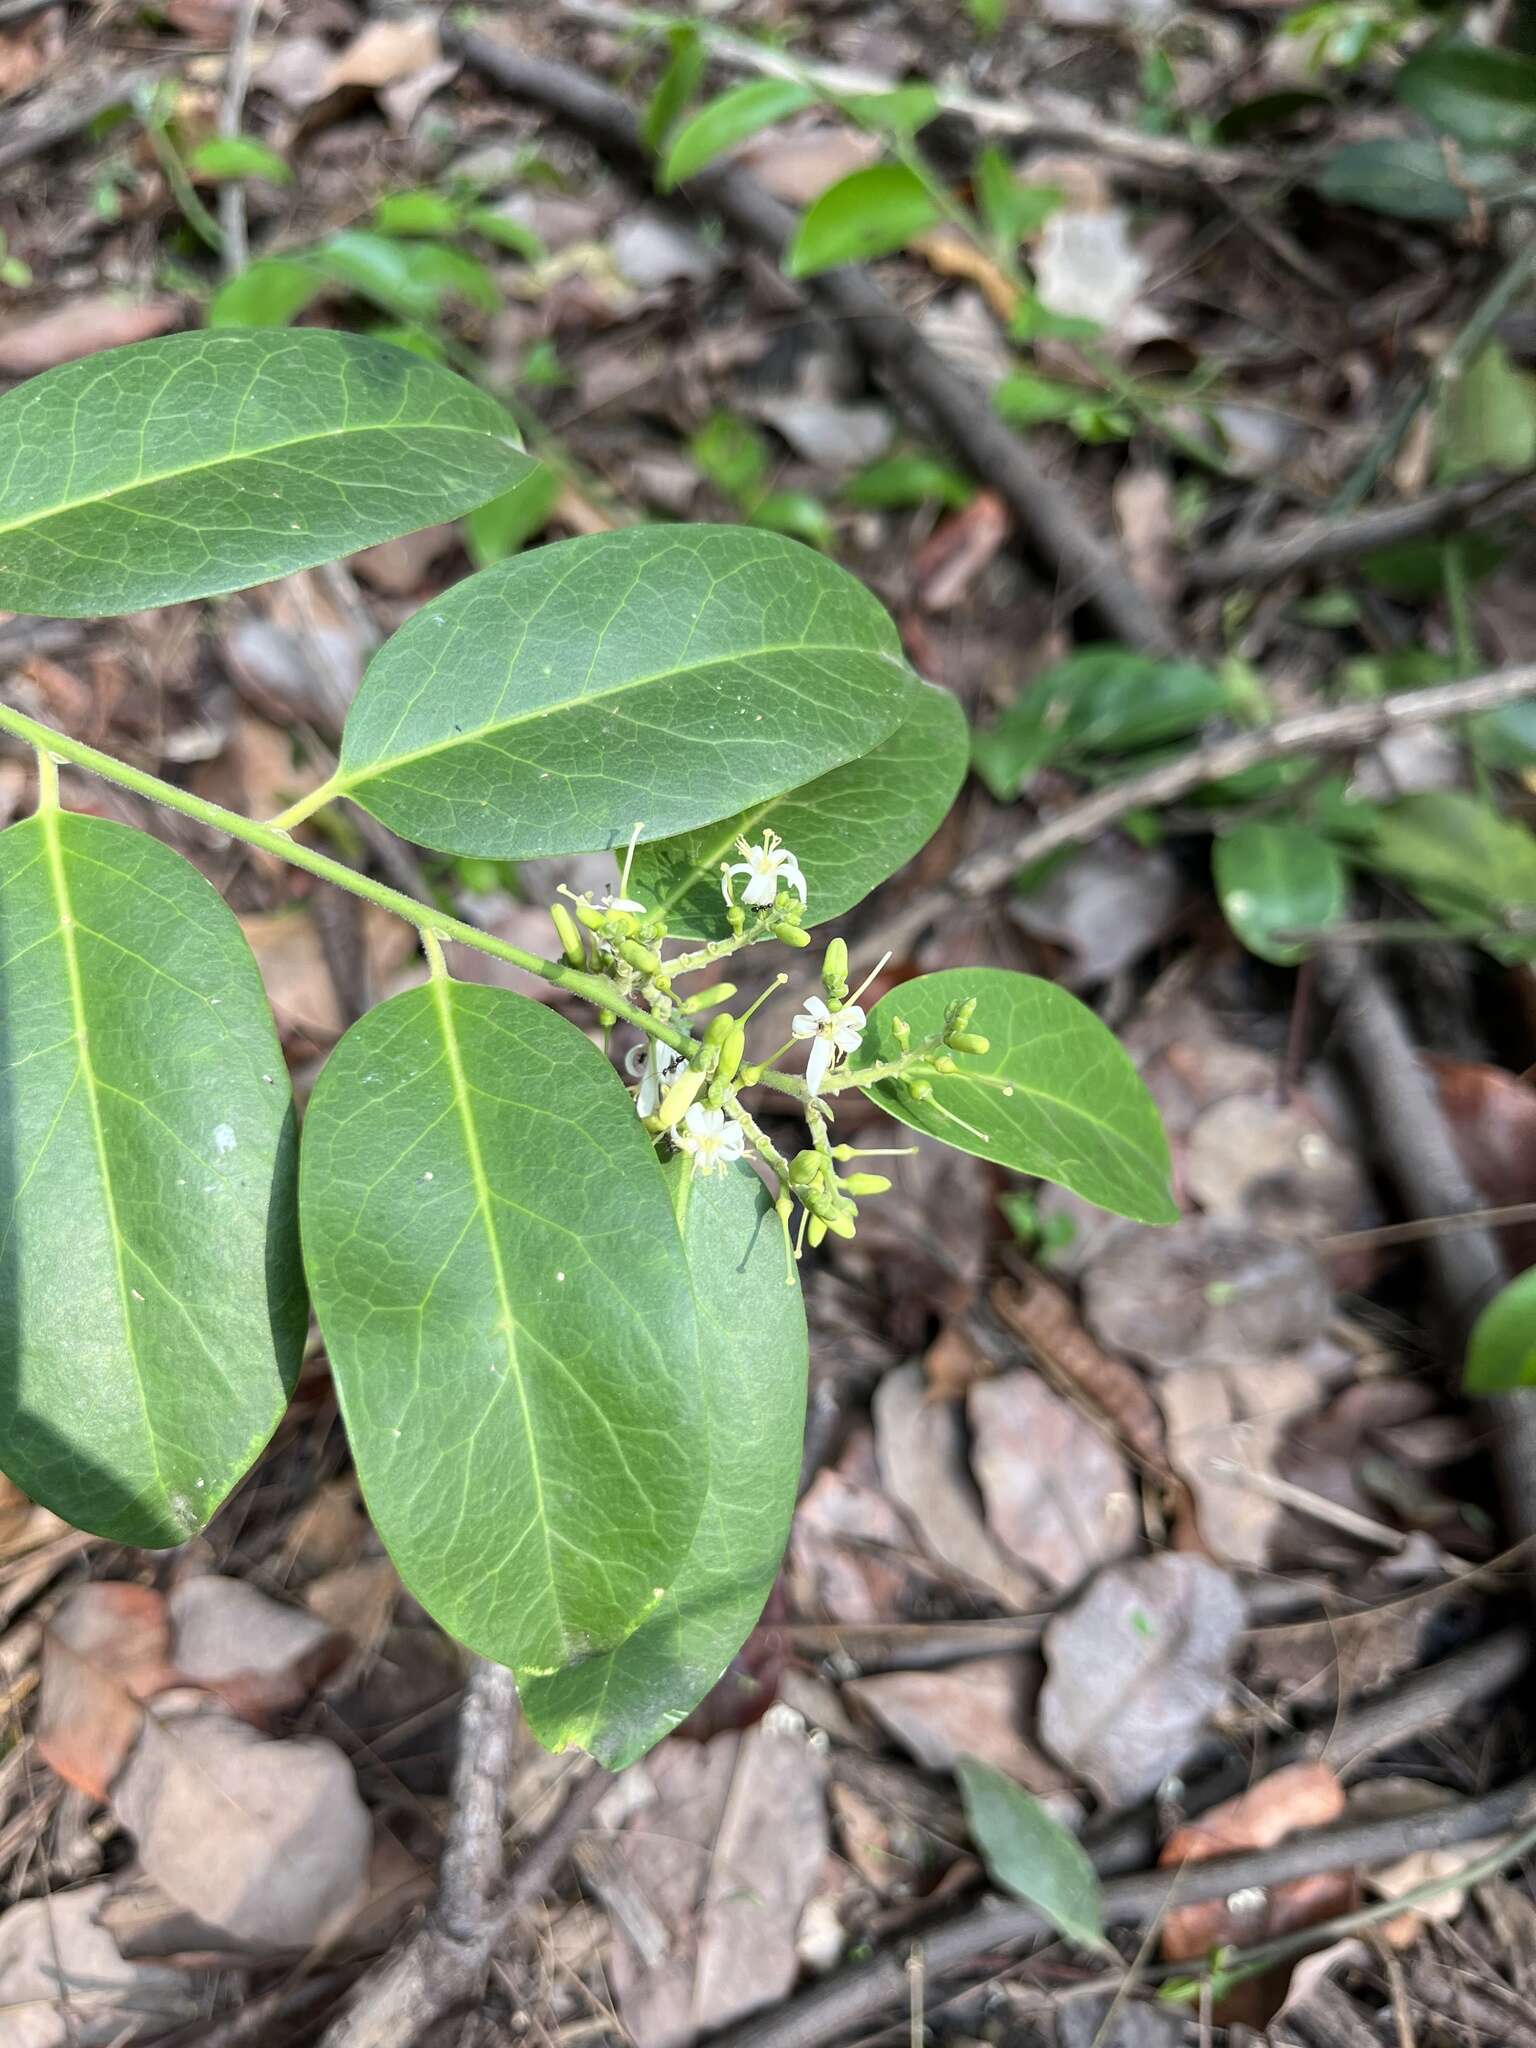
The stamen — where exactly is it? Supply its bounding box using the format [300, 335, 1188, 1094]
[618, 820, 645, 899]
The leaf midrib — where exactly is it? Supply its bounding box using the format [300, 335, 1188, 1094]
[337, 643, 912, 798]
[35, 811, 167, 1497]
[427, 974, 561, 1654]
[0, 414, 508, 543]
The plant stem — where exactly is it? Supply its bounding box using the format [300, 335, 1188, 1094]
[0, 704, 694, 1057]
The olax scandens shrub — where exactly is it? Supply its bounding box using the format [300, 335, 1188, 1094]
[0, 331, 1174, 1765]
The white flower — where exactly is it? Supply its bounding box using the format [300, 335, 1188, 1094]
[625, 1038, 687, 1118]
[792, 995, 865, 1096]
[722, 829, 806, 910]
[676, 1103, 746, 1175]
[601, 894, 647, 916]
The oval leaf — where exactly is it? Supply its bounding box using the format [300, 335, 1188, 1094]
[956, 1756, 1107, 1954]
[661, 79, 818, 187]
[786, 164, 942, 276]
[1464, 1267, 1536, 1396]
[0, 811, 305, 1545]
[1213, 822, 1346, 966]
[520, 1157, 807, 1765]
[1396, 45, 1536, 152]
[860, 967, 1176, 1223]
[0, 330, 531, 617]
[334, 525, 915, 859]
[631, 678, 967, 937]
[299, 982, 708, 1678]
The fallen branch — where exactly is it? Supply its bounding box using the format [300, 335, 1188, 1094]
[448, 24, 1179, 658]
[711, 1772, 1536, 2048]
[318, 1660, 603, 2048]
[953, 661, 1536, 897]
[216, 0, 261, 278]
[1185, 472, 1536, 590]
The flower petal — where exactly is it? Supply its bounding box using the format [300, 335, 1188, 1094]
[805, 1036, 833, 1095]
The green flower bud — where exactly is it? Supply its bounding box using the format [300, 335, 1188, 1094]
[944, 996, 977, 1037]
[549, 902, 586, 968]
[903, 1078, 933, 1103]
[681, 982, 737, 1014]
[773, 922, 812, 948]
[737, 1061, 764, 1086]
[714, 1024, 746, 1089]
[931, 1054, 958, 1075]
[891, 1015, 911, 1052]
[788, 1149, 824, 1188]
[598, 1009, 617, 1031]
[618, 938, 661, 975]
[948, 1031, 990, 1056]
[726, 903, 747, 935]
[702, 1010, 737, 1047]
[575, 902, 608, 932]
[657, 1065, 708, 1128]
[826, 1208, 858, 1239]
[822, 937, 848, 1002]
[806, 1215, 828, 1249]
[840, 1172, 891, 1196]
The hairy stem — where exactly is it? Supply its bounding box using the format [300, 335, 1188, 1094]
[0, 704, 694, 1056]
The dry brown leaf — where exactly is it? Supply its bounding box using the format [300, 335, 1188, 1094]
[1039, 1553, 1245, 1808]
[320, 14, 440, 94]
[737, 122, 881, 205]
[921, 1318, 993, 1402]
[991, 1272, 1171, 1475]
[241, 907, 344, 1048]
[36, 1584, 176, 1800]
[0, 1881, 197, 2048]
[788, 1432, 920, 1625]
[350, 523, 459, 597]
[113, 1709, 372, 1952]
[911, 492, 1012, 613]
[1113, 467, 1177, 606]
[0, 299, 180, 378]
[167, 1577, 348, 1727]
[1083, 1219, 1333, 1374]
[1159, 1762, 1349, 1959]
[873, 1364, 1040, 1610]
[967, 1371, 1138, 1593]
[0, 6, 61, 102]
[1427, 1053, 1536, 1269]
[1247, 1600, 1430, 1715]
[252, 33, 332, 109]
[1183, 1094, 1366, 1243]
[1010, 838, 1186, 988]
[1158, 1357, 1326, 1569]
[846, 1656, 1076, 1807]
[911, 226, 1020, 322]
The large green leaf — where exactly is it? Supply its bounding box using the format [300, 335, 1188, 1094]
[1396, 45, 1536, 152]
[520, 1157, 806, 1765]
[0, 330, 530, 617]
[785, 164, 941, 277]
[1213, 822, 1346, 966]
[299, 982, 708, 1678]
[956, 1757, 1107, 1954]
[1313, 138, 1513, 222]
[1464, 1268, 1536, 1396]
[631, 679, 966, 938]
[0, 811, 305, 1546]
[860, 967, 1176, 1224]
[333, 525, 915, 859]
[1437, 341, 1536, 480]
[1339, 789, 1536, 962]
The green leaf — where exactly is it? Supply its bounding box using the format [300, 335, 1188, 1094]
[842, 85, 940, 136]
[1437, 341, 1536, 480]
[299, 982, 708, 1679]
[207, 256, 329, 328]
[751, 488, 833, 548]
[860, 967, 1177, 1223]
[956, 1757, 1106, 1953]
[334, 525, 916, 859]
[631, 678, 967, 936]
[0, 810, 305, 1546]
[1470, 697, 1536, 770]
[974, 146, 1062, 245]
[661, 80, 818, 188]
[519, 1156, 806, 1764]
[1314, 138, 1513, 221]
[973, 648, 1229, 798]
[188, 135, 291, 184]
[785, 165, 942, 277]
[1338, 789, 1536, 962]
[845, 453, 973, 509]
[691, 412, 769, 502]
[463, 208, 544, 261]
[994, 372, 1088, 428]
[0, 330, 531, 616]
[1396, 44, 1536, 152]
[318, 229, 500, 317]
[642, 24, 707, 152]
[372, 188, 464, 236]
[1464, 1267, 1536, 1395]
[1213, 822, 1347, 966]
[463, 465, 558, 567]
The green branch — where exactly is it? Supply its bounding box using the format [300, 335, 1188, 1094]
[0, 704, 694, 1057]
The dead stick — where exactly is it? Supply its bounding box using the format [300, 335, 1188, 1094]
[1185, 473, 1536, 590]
[447, 24, 1179, 659]
[953, 661, 1536, 897]
[216, 0, 261, 279]
[709, 1773, 1536, 2048]
[318, 1661, 602, 2048]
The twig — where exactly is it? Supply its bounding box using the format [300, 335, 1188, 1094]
[318, 1663, 603, 2048]
[217, 0, 261, 278]
[1185, 473, 1536, 590]
[558, 0, 1273, 184]
[953, 661, 1536, 896]
[447, 24, 1180, 658]
[711, 1774, 1536, 2048]
[1324, 953, 1536, 1604]
[1318, 1201, 1536, 1256]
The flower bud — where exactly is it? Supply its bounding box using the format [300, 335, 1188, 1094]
[598, 1009, 617, 1031]
[726, 903, 747, 935]
[806, 1215, 828, 1249]
[657, 1066, 708, 1128]
[840, 1172, 891, 1196]
[550, 902, 586, 968]
[931, 1054, 958, 1075]
[788, 1149, 824, 1188]
[826, 1208, 858, 1239]
[891, 1015, 911, 1052]
[680, 982, 737, 1014]
[575, 902, 609, 932]
[737, 1061, 764, 1086]
[948, 1032, 991, 1056]
[821, 938, 848, 1002]
[944, 996, 977, 1037]
[618, 938, 661, 976]
[772, 922, 811, 948]
[903, 1077, 934, 1103]
[713, 1024, 746, 1089]
[702, 1010, 737, 1047]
